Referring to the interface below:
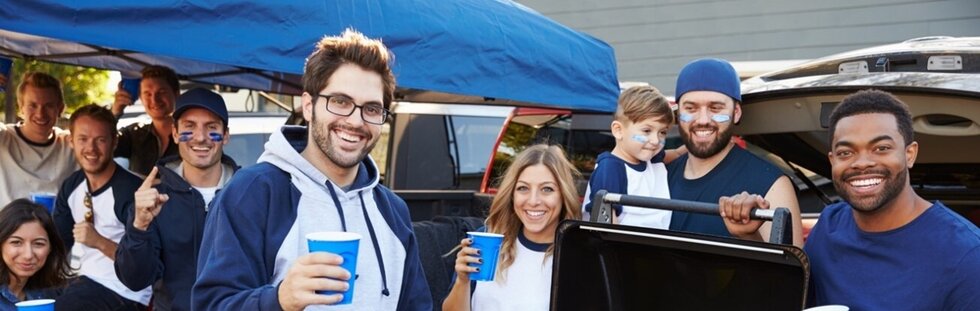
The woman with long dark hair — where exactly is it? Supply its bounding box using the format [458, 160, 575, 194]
[0, 199, 72, 309]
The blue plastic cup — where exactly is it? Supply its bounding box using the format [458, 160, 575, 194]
[467, 232, 504, 281]
[0, 57, 12, 92]
[306, 232, 361, 304]
[15, 299, 55, 311]
[29, 193, 57, 214]
[121, 78, 141, 99]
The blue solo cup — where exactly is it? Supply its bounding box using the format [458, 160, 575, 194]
[16, 299, 55, 311]
[29, 193, 56, 214]
[306, 232, 361, 305]
[0, 57, 12, 92]
[121, 78, 141, 99]
[467, 232, 504, 281]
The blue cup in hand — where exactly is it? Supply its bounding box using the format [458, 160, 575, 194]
[0, 57, 12, 92]
[307, 232, 361, 305]
[29, 193, 56, 214]
[467, 232, 504, 281]
[121, 78, 141, 99]
[16, 299, 55, 311]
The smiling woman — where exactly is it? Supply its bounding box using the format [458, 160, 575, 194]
[443, 144, 582, 311]
[0, 199, 72, 309]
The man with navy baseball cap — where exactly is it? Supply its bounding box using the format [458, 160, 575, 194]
[115, 87, 240, 311]
[666, 58, 803, 246]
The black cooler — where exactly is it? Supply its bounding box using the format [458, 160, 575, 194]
[550, 191, 810, 310]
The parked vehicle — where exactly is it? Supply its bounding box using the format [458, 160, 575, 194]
[738, 36, 980, 232]
[383, 101, 643, 220]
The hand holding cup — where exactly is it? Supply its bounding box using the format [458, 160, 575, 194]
[464, 232, 504, 282]
[453, 238, 481, 283]
[277, 252, 351, 311]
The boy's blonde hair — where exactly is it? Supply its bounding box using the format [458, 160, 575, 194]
[614, 85, 673, 125]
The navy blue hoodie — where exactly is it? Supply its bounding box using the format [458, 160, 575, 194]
[115, 154, 239, 311]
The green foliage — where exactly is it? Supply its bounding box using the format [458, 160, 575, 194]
[1, 58, 112, 118]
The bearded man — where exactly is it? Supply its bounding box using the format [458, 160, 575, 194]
[666, 58, 803, 246]
[192, 29, 431, 311]
[52, 104, 151, 310]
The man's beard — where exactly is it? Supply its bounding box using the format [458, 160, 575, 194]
[310, 110, 377, 169]
[680, 118, 735, 159]
[834, 167, 907, 214]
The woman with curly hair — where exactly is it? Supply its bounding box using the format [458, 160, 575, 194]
[443, 144, 582, 311]
[0, 199, 73, 309]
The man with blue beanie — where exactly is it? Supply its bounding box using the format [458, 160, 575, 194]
[666, 58, 803, 246]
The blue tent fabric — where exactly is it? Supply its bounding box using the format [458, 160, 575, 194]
[0, 0, 619, 112]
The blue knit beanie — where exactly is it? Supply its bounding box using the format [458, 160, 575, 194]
[675, 58, 741, 102]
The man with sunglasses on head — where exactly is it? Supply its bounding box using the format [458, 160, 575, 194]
[114, 87, 240, 311]
[53, 104, 150, 311]
[194, 29, 432, 311]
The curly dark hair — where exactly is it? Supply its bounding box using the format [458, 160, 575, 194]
[828, 89, 914, 146]
[0, 199, 73, 290]
[302, 28, 396, 108]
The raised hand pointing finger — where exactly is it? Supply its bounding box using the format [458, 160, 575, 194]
[133, 166, 169, 231]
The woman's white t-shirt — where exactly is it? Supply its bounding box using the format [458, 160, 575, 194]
[471, 232, 552, 311]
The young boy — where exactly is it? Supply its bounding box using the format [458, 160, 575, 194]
[582, 85, 684, 228]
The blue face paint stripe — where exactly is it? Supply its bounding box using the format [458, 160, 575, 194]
[631, 134, 649, 143]
[178, 131, 224, 142]
[679, 113, 730, 123]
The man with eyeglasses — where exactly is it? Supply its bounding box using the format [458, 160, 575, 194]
[194, 29, 432, 311]
[113, 87, 239, 311]
[0, 72, 77, 206]
[53, 104, 150, 311]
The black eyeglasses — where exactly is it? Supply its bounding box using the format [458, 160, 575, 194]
[315, 94, 389, 125]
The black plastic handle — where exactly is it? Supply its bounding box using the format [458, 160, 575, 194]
[589, 190, 794, 245]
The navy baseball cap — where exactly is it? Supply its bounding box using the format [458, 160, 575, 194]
[173, 87, 228, 126]
[675, 58, 742, 102]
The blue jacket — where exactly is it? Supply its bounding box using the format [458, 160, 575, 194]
[115, 155, 239, 311]
[193, 126, 432, 310]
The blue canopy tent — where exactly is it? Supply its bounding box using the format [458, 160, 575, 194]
[0, 0, 620, 120]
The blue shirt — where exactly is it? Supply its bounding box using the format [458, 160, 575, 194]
[0, 284, 47, 311]
[804, 201, 980, 310]
[666, 147, 783, 237]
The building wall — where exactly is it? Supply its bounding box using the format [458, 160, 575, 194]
[519, 0, 980, 95]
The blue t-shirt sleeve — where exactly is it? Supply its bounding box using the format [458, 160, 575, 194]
[584, 158, 628, 216]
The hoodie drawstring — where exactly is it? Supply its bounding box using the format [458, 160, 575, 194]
[358, 191, 390, 296]
[325, 183, 390, 297]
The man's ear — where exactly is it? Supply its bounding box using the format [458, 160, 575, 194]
[905, 141, 919, 168]
[302, 92, 315, 122]
[221, 128, 230, 146]
[172, 126, 180, 143]
[733, 102, 742, 125]
[611, 120, 625, 140]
